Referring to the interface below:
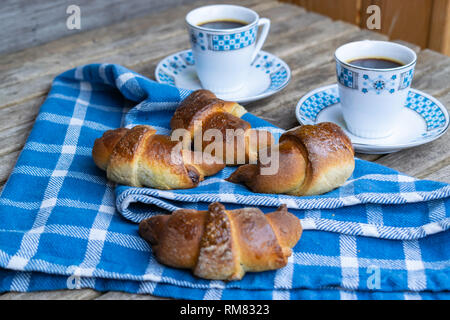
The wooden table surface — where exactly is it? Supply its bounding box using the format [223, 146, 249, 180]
[1, 0, 449, 300]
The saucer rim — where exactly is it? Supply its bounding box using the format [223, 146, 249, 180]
[295, 83, 449, 151]
[154, 49, 291, 104]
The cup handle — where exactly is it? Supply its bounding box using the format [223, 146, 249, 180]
[251, 18, 271, 63]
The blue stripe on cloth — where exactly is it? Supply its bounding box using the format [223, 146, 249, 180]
[0, 64, 449, 299]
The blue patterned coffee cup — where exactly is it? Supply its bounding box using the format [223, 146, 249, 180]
[335, 41, 417, 139]
[186, 5, 270, 93]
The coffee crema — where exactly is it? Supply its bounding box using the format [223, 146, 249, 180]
[347, 57, 404, 69]
[198, 19, 248, 30]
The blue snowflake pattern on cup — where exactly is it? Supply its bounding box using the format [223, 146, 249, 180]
[361, 74, 396, 95]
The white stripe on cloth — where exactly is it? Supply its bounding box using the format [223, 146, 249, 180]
[37, 112, 114, 132]
[403, 240, 427, 291]
[138, 254, 164, 295]
[203, 281, 225, 300]
[47, 92, 123, 113]
[24, 142, 92, 156]
[339, 235, 359, 290]
[73, 182, 116, 280]
[273, 255, 294, 300]
[6, 74, 91, 291]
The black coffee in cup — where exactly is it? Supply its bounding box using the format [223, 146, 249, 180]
[347, 57, 404, 69]
[198, 19, 247, 29]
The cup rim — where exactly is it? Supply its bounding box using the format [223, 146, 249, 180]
[335, 40, 417, 72]
[185, 4, 259, 34]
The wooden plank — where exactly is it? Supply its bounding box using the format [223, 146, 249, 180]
[428, 0, 450, 56]
[0, 151, 20, 184]
[0, 0, 285, 110]
[0, 0, 269, 88]
[0, 96, 44, 133]
[0, 0, 203, 55]
[95, 292, 169, 300]
[283, 0, 361, 24]
[360, 0, 433, 48]
[421, 164, 450, 182]
[0, 289, 102, 300]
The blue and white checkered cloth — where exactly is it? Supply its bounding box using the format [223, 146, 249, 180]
[0, 64, 449, 300]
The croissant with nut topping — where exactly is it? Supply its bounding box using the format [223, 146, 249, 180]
[92, 125, 225, 189]
[139, 202, 302, 280]
[170, 90, 274, 165]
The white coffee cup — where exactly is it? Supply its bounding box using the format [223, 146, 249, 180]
[335, 40, 417, 139]
[186, 5, 270, 94]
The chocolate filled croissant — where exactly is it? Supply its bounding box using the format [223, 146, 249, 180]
[92, 125, 225, 189]
[139, 202, 302, 280]
[227, 122, 355, 196]
[170, 90, 274, 165]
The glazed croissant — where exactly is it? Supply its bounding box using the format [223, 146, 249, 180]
[139, 202, 302, 280]
[170, 90, 274, 165]
[92, 125, 225, 189]
[227, 122, 355, 196]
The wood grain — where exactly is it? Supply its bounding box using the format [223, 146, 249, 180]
[1, 0, 450, 300]
[360, 0, 434, 48]
[284, 0, 361, 24]
[0, 0, 282, 110]
[428, 0, 450, 55]
[284, 0, 450, 56]
[0, 0, 201, 55]
[0, 289, 102, 300]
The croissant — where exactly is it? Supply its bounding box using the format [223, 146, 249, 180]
[92, 125, 225, 189]
[170, 90, 274, 165]
[227, 122, 355, 196]
[139, 202, 302, 280]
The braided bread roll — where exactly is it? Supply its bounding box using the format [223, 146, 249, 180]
[170, 90, 274, 165]
[92, 125, 225, 189]
[139, 202, 302, 280]
[227, 122, 355, 196]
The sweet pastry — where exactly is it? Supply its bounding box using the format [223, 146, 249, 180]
[92, 125, 225, 189]
[139, 202, 302, 280]
[170, 90, 274, 165]
[227, 122, 355, 196]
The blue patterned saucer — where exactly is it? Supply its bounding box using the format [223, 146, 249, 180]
[155, 49, 290, 104]
[296, 84, 449, 154]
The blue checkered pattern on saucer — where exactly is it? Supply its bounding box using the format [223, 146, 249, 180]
[0, 64, 449, 300]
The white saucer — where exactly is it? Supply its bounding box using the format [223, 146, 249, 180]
[155, 49, 291, 104]
[296, 84, 449, 154]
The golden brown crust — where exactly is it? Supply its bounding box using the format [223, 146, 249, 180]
[266, 204, 303, 256]
[170, 90, 273, 165]
[92, 128, 129, 170]
[228, 207, 286, 273]
[170, 90, 243, 133]
[92, 125, 225, 189]
[139, 202, 302, 281]
[139, 210, 206, 269]
[227, 122, 355, 196]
